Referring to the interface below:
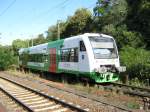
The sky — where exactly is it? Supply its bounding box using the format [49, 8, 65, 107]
[0, 0, 97, 45]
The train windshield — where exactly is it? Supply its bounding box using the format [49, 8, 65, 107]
[89, 36, 118, 59]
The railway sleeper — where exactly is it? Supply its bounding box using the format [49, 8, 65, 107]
[25, 99, 49, 105]
[33, 104, 61, 112]
[29, 102, 54, 108]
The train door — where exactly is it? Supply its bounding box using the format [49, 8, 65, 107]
[78, 41, 89, 72]
[49, 48, 57, 73]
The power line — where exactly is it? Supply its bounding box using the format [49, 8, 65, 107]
[35, 0, 69, 19]
[86, 3, 96, 10]
[60, 0, 70, 9]
[0, 0, 16, 17]
[30, 0, 69, 28]
[30, 0, 70, 33]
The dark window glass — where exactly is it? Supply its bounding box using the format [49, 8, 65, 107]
[27, 54, 46, 63]
[60, 48, 78, 62]
[89, 36, 118, 59]
[74, 48, 78, 62]
[80, 41, 86, 51]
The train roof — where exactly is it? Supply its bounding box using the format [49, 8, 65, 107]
[83, 33, 113, 38]
[18, 43, 48, 54]
[18, 33, 114, 54]
[18, 48, 29, 55]
[64, 33, 113, 40]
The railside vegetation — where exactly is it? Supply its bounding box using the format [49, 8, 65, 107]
[0, 0, 149, 86]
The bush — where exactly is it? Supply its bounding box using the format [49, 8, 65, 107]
[120, 46, 150, 80]
[0, 46, 17, 70]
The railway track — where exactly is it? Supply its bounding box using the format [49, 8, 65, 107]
[38, 78, 150, 111]
[1, 72, 150, 111]
[0, 90, 26, 112]
[99, 82, 150, 110]
[0, 77, 89, 112]
[0, 72, 132, 112]
[104, 82, 150, 97]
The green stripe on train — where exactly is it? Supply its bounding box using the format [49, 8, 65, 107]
[47, 39, 64, 72]
[59, 69, 118, 83]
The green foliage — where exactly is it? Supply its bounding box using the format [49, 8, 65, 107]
[45, 8, 92, 40]
[94, 0, 128, 26]
[94, 0, 111, 16]
[47, 25, 58, 41]
[33, 34, 46, 45]
[61, 8, 92, 37]
[126, 0, 150, 48]
[46, 21, 66, 41]
[120, 46, 150, 80]
[102, 25, 144, 49]
[0, 46, 17, 70]
[129, 78, 145, 87]
[93, 0, 150, 84]
[0, 0, 149, 84]
[126, 102, 140, 109]
[12, 39, 28, 55]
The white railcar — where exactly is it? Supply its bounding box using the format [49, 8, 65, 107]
[19, 33, 125, 83]
[59, 33, 125, 82]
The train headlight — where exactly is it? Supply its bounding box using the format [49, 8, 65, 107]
[94, 66, 107, 73]
[94, 68, 98, 72]
[100, 67, 107, 73]
[117, 66, 126, 72]
[94, 66, 109, 73]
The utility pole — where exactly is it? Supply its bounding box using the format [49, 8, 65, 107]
[30, 35, 33, 46]
[28, 40, 29, 47]
[31, 38, 33, 46]
[57, 20, 61, 40]
[0, 33, 1, 44]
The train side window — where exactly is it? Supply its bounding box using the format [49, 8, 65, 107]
[80, 41, 86, 51]
[74, 48, 78, 62]
[61, 49, 69, 62]
[60, 48, 78, 62]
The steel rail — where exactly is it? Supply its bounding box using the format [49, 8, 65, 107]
[0, 86, 34, 112]
[110, 82, 150, 92]
[0, 76, 89, 112]
[108, 82, 150, 98]
[37, 80, 133, 112]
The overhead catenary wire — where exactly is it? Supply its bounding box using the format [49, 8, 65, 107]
[33, 0, 70, 20]
[0, 0, 16, 17]
[29, 0, 70, 34]
[28, 0, 94, 39]
[86, 3, 96, 10]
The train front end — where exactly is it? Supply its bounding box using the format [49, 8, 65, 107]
[86, 34, 125, 83]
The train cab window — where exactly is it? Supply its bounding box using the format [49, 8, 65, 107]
[80, 41, 86, 51]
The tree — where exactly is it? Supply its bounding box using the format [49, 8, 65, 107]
[93, 0, 149, 84]
[45, 8, 92, 40]
[46, 25, 58, 41]
[93, 0, 144, 49]
[33, 34, 46, 45]
[126, 0, 150, 49]
[102, 24, 144, 49]
[61, 8, 92, 38]
[12, 39, 28, 55]
[94, 0, 128, 27]
[0, 46, 17, 70]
